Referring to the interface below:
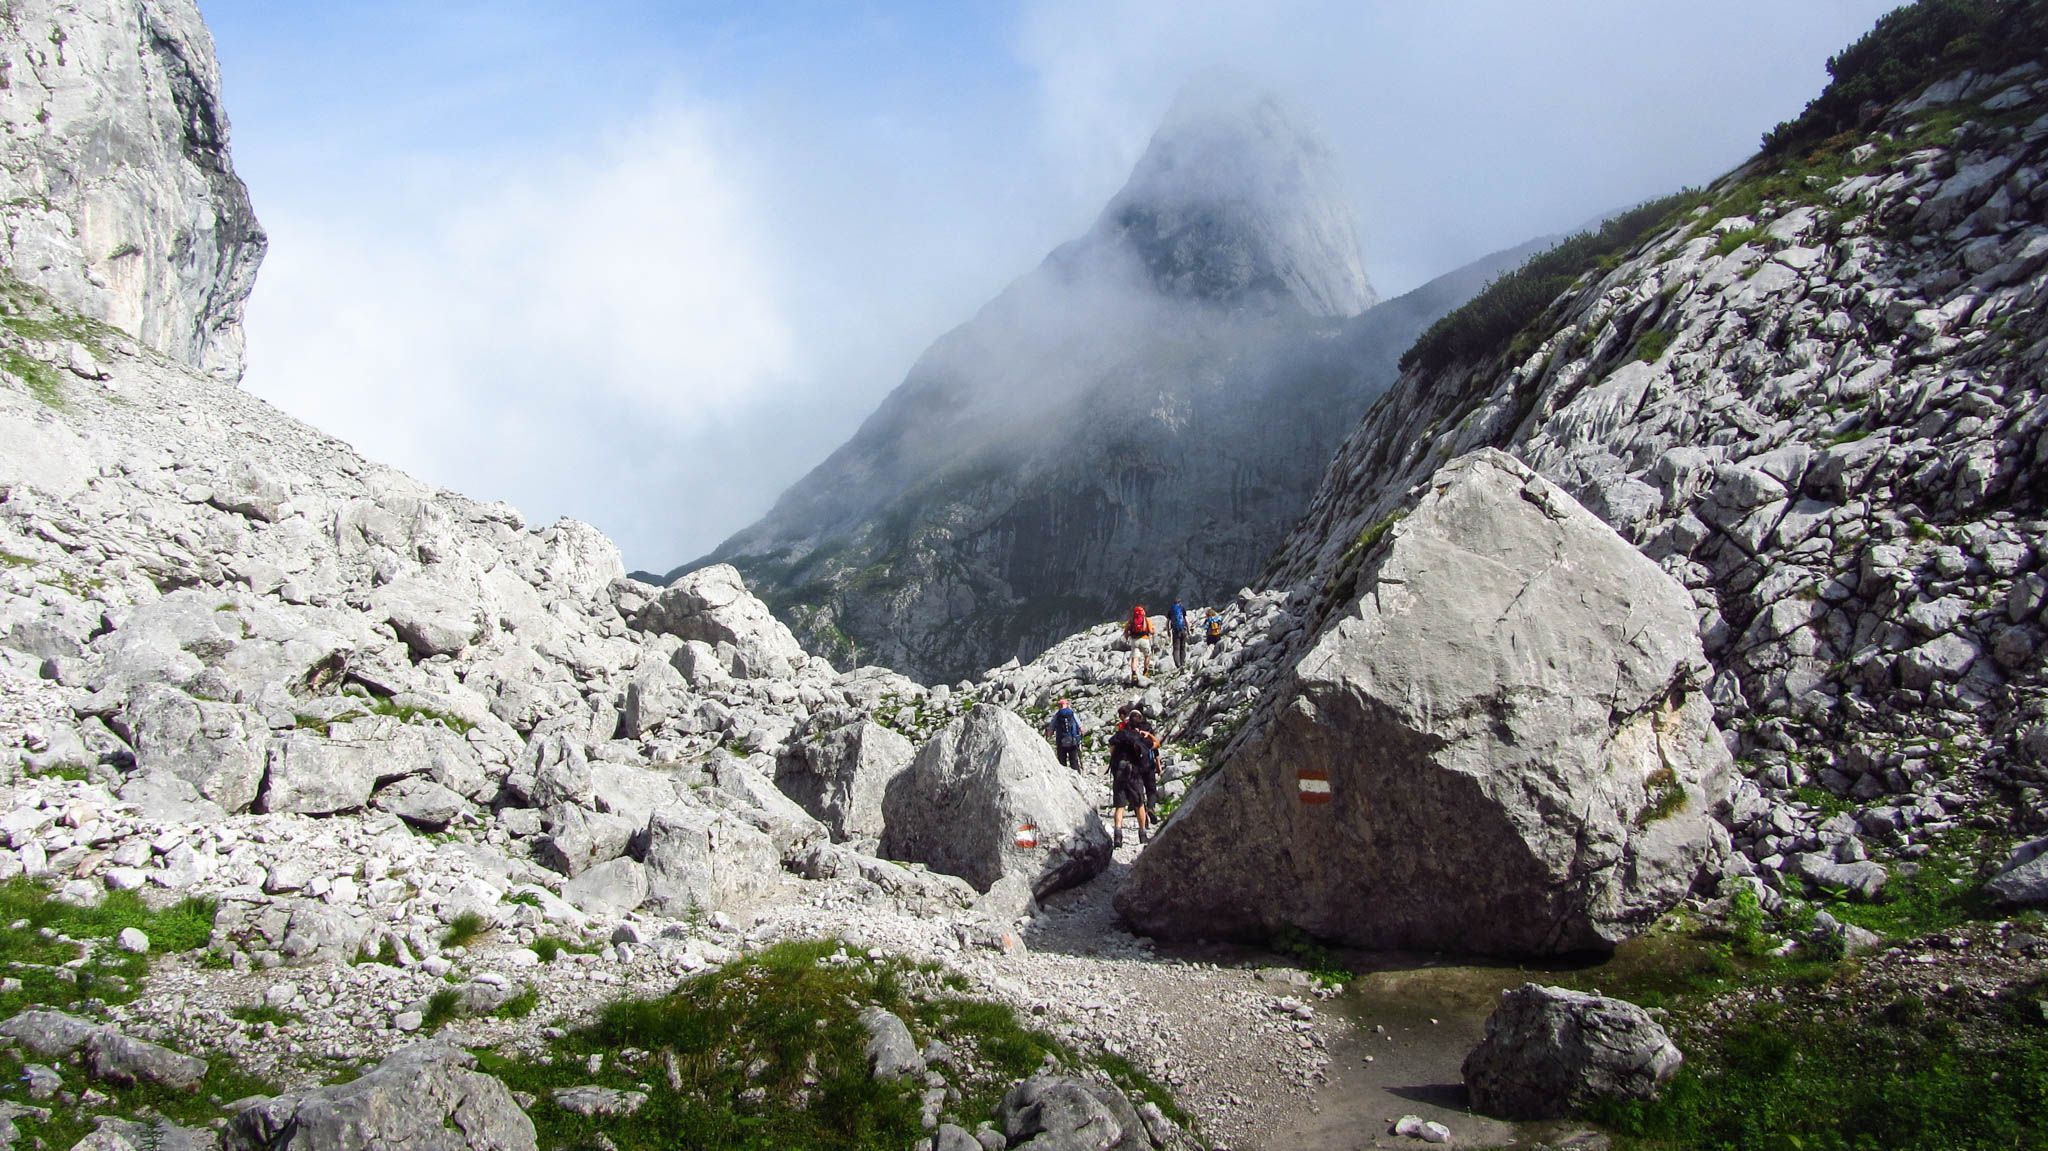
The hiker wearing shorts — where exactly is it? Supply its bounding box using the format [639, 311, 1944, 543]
[1107, 713, 1155, 846]
[1124, 605, 1154, 684]
[1045, 699, 1085, 772]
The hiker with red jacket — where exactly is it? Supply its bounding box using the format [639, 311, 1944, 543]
[1123, 604, 1154, 685]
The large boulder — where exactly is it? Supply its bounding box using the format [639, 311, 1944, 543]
[641, 804, 779, 912]
[259, 731, 379, 815]
[1117, 450, 1731, 955]
[1985, 836, 2048, 906]
[373, 578, 486, 659]
[1461, 983, 1682, 1119]
[119, 684, 269, 814]
[776, 711, 916, 842]
[880, 706, 1110, 900]
[631, 564, 809, 678]
[995, 1074, 1151, 1151]
[223, 1039, 536, 1151]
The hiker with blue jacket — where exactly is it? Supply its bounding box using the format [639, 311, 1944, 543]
[1045, 698, 1085, 772]
[1167, 599, 1189, 669]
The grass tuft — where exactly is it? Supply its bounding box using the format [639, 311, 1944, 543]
[440, 910, 490, 949]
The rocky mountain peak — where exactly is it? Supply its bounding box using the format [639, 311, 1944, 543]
[1090, 77, 1375, 317]
[0, 0, 266, 380]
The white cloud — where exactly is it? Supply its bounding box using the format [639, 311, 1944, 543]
[240, 101, 798, 562]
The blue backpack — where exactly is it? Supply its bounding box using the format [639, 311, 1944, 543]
[1051, 708, 1081, 746]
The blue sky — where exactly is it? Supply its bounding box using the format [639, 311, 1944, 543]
[202, 1, 1905, 569]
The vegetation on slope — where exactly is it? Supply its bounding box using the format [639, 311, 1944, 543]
[478, 938, 1180, 1151]
[0, 879, 275, 1148]
[1397, 190, 1700, 377]
[1398, 0, 2048, 383]
[1762, 0, 2048, 157]
[1520, 833, 2048, 1151]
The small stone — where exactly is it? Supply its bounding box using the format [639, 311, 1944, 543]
[393, 1011, 424, 1032]
[115, 927, 149, 954]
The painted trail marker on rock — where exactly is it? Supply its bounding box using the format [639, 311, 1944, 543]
[1297, 769, 1332, 805]
[1014, 823, 1039, 849]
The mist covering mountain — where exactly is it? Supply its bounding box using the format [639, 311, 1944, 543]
[683, 83, 1537, 681]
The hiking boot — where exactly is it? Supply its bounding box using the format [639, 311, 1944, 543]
[1137, 825, 1149, 845]
[1113, 829, 1125, 848]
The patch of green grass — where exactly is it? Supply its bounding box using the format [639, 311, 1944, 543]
[530, 935, 598, 964]
[352, 935, 402, 967]
[1821, 832, 1998, 940]
[494, 986, 539, 1019]
[1631, 328, 1675, 363]
[1726, 887, 1776, 959]
[1095, 1050, 1187, 1128]
[0, 880, 212, 1016]
[0, 551, 34, 568]
[475, 939, 1149, 1151]
[5, 1046, 274, 1149]
[420, 987, 464, 1032]
[1593, 1003, 2048, 1150]
[230, 1003, 300, 1027]
[1270, 926, 1352, 989]
[1636, 768, 1688, 827]
[0, 348, 63, 408]
[23, 761, 90, 782]
[0, 878, 263, 1145]
[1711, 225, 1767, 257]
[1826, 426, 1871, 446]
[440, 911, 490, 949]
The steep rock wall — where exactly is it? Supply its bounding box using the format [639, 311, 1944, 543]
[0, 0, 264, 379]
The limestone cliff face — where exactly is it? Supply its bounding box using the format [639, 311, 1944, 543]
[1269, 59, 2048, 889]
[0, 0, 265, 379]
[692, 87, 1526, 683]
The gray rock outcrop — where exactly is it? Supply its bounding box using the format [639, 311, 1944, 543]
[0, 0, 265, 378]
[223, 1039, 536, 1151]
[880, 706, 1110, 900]
[995, 1074, 1152, 1151]
[1985, 836, 2048, 905]
[642, 804, 779, 913]
[1461, 983, 1683, 1119]
[776, 710, 915, 841]
[630, 564, 810, 679]
[1265, 62, 2048, 902]
[1118, 452, 1731, 955]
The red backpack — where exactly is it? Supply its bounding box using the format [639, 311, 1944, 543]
[1127, 606, 1149, 637]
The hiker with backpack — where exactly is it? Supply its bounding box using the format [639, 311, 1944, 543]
[1044, 698, 1085, 773]
[1204, 610, 1223, 651]
[1127, 703, 1163, 822]
[1167, 599, 1189, 669]
[1106, 706, 1159, 846]
[1123, 605, 1154, 684]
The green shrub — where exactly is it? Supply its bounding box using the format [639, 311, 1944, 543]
[1, 348, 63, 408]
[1592, 1008, 2048, 1149]
[420, 987, 464, 1031]
[440, 910, 490, 949]
[1631, 329, 1676, 364]
[1762, 0, 2048, 157]
[1400, 190, 1702, 376]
